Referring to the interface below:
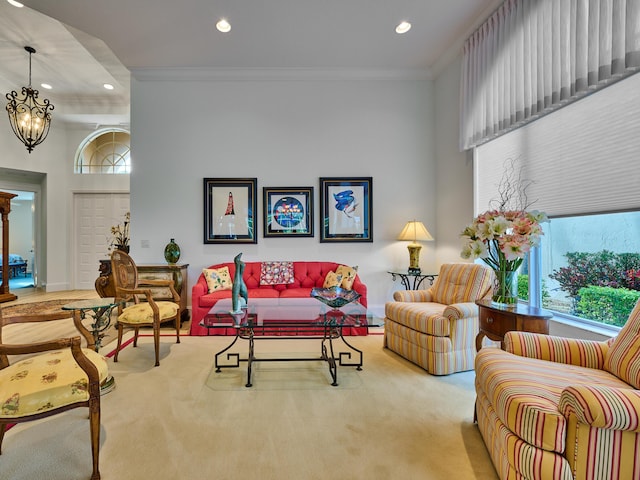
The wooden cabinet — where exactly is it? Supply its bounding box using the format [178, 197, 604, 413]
[96, 260, 189, 322]
[475, 299, 552, 351]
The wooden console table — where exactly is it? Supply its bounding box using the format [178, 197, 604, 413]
[475, 299, 552, 351]
[96, 260, 189, 322]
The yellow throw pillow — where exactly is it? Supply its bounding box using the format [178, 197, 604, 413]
[336, 265, 358, 290]
[203, 267, 233, 293]
[323, 271, 343, 289]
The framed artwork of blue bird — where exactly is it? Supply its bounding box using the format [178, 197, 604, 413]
[319, 177, 372, 243]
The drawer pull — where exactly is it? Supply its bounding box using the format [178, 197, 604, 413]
[487, 317, 493, 324]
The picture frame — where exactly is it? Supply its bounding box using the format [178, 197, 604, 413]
[319, 177, 373, 243]
[263, 186, 314, 237]
[203, 178, 257, 244]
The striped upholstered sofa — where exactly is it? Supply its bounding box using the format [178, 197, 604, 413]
[475, 299, 640, 479]
[384, 263, 494, 375]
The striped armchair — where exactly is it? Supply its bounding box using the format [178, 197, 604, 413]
[384, 262, 494, 375]
[475, 299, 640, 479]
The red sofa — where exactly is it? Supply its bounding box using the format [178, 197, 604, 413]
[190, 261, 368, 336]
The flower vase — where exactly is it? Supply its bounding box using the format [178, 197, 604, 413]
[164, 238, 181, 264]
[492, 269, 518, 307]
[117, 245, 130, 254]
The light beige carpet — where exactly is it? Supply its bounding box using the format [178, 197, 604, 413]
[0, 335, 498, 480]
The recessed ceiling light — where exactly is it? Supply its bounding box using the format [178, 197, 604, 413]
[396, 21, 412, 34]
[40, 83, 52, 90]
[103, 83, 115, 90]
[7, 0, 24, 7]
[216, 18, 231, 33]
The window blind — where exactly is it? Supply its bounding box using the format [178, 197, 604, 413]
[461, 0, 640, 150]
[475, 71, 640, 217]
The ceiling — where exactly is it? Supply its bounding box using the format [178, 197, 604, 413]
[2, 0, 498, 128]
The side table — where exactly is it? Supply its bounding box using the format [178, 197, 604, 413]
[388, 271, 437, 290]
[475, 299, 552, 351]
[63, 297, 123, 395]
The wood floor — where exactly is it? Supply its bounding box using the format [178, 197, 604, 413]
[2, 287, 99, 306]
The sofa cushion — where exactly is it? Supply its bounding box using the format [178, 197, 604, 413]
[385, 301, 450, 336]
[197, 289, 281, 308]
[336, 265, 358, 289]
[430, 263, 493, 305]
[605, 299, 640, 388]
[475, 347, 633, 454]
[260, 261, 294, 285]
[323, 271, 342, 288]
[279, 288, 313, 299]
[202, 266, 233, 293]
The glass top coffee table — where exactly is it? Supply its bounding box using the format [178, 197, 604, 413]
[201, 298, 383, 387]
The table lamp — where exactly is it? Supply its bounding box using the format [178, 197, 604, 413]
[397, 220, 434, 274]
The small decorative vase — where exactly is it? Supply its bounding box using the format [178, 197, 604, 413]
[492, 269, 518, 307]
[164, 238, 181, 264]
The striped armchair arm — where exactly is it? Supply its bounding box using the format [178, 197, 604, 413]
[560, 385, 640, 432]
[393, 290, 434, 302]
[443, 302, 479, 320]
[503, 331, 609, 369]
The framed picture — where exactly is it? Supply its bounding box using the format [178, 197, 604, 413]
[319, 177, 373, 243]
[203, 178, 257, 244]
[263, 186, 314, 237]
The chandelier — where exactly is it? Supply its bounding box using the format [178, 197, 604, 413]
[5, 46, 54, 154]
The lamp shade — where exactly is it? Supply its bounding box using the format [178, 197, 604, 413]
[397, 221, 434, 243]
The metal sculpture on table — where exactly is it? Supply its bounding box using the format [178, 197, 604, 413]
[231, 252, 248, 313]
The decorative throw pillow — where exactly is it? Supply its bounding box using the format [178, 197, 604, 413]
[260, 261, 295, 285]
[336, 265, 358, 290]
[203, 267, 233, 293]
[604, 300, 640, 389]
[323, 271, 343, 289]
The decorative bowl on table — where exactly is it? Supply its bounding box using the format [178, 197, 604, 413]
[310, 287, 361, 308]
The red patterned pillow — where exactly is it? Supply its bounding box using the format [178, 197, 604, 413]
[259, 261, 294, 285]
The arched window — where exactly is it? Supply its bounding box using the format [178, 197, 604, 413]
[75, 128, 131, 174]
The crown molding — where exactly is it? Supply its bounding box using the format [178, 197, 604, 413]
[130, 67, 433, 82]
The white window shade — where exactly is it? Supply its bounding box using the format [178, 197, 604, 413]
[461, 0, 640, 150]
[475, 72, 640, 217]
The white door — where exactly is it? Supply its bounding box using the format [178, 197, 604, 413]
[73, 193, 130, 290]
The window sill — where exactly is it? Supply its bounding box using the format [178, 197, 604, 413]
[549, 312, 620, 340]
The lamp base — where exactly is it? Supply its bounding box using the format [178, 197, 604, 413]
[408, 267, 422, 274]
[407, 243, 422, 275]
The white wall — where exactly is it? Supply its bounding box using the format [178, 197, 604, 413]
[130, 71, 437, 312]
[0, 121, 128, 291]
[433, 58, 474, 265]
[0, 59, 613, 341]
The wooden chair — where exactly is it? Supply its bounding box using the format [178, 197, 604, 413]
[0, 308, 106, 480]
[110, 250, 181, 366]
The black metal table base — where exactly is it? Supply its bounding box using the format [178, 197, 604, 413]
[213, 326, 364, 387]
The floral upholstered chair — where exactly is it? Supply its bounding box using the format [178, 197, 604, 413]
[384, 262, 494, 375]
[0, 308, 106, 480]
[110, 250, 181, 367]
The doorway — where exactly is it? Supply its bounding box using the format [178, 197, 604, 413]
[2, 189, 39, 290]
